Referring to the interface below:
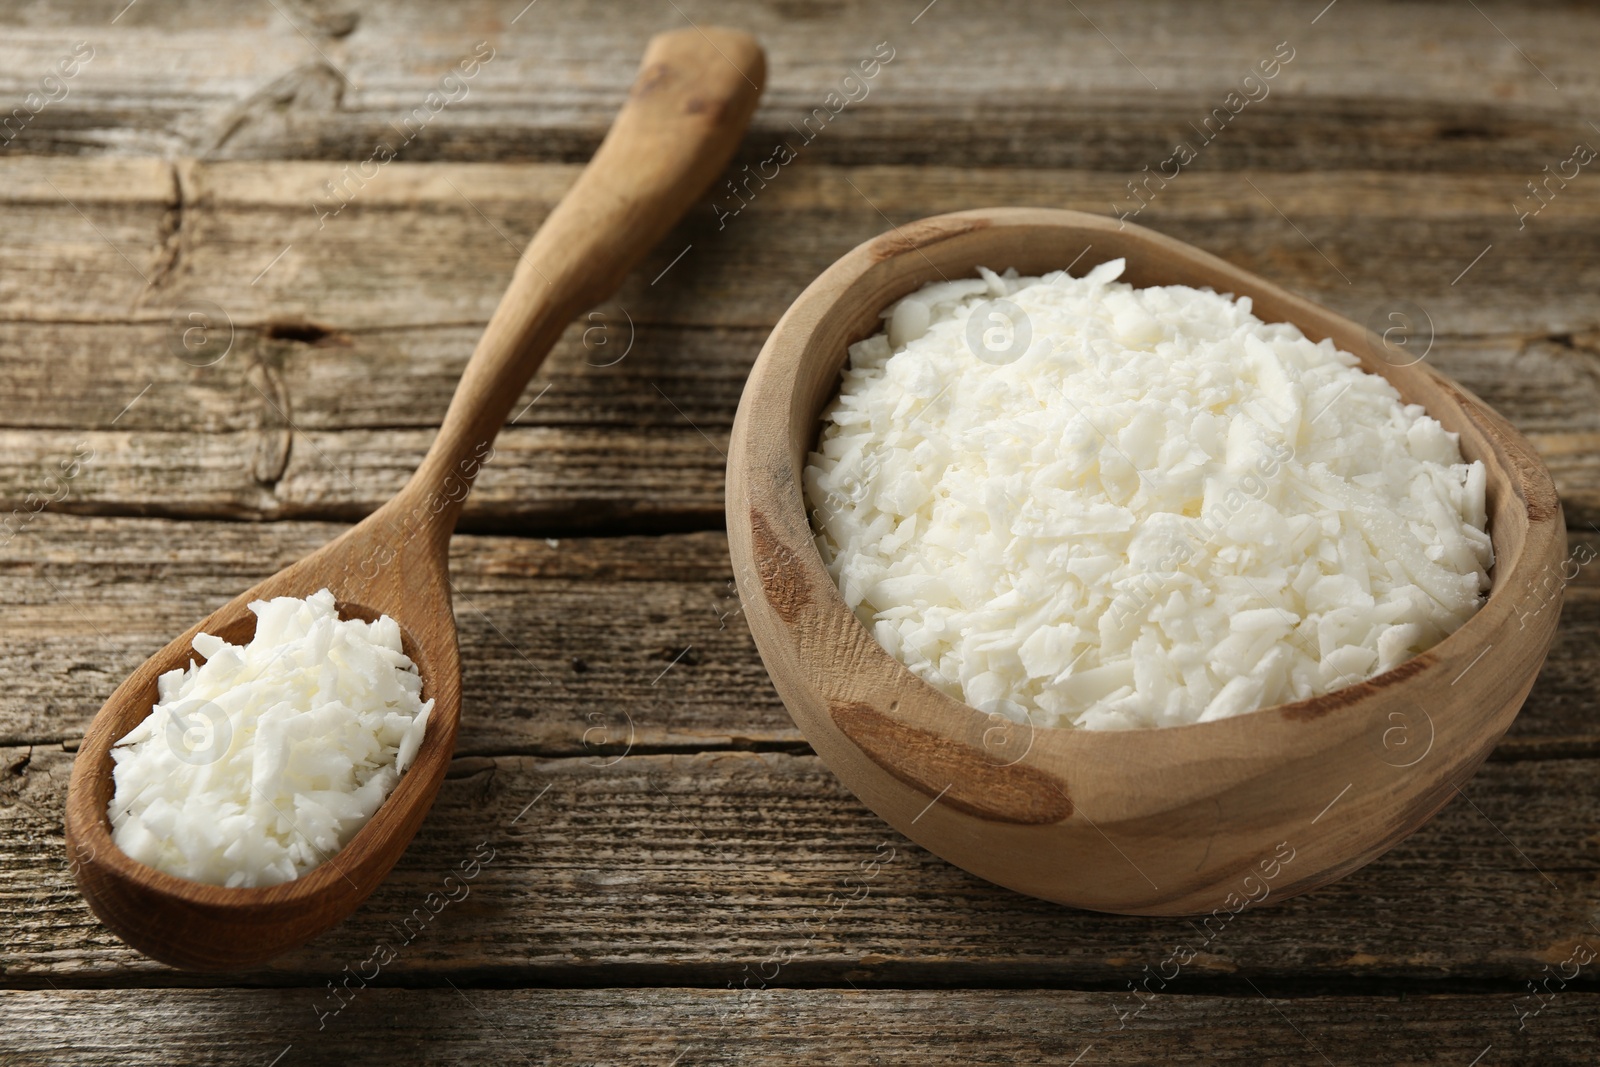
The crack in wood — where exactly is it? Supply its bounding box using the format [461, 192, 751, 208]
[138, 161, 195, 298]
[246, 344, 294, 490]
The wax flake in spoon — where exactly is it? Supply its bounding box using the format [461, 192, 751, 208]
[108, 589, 432, 888]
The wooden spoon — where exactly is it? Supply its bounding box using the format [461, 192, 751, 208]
[64, 27, 765, 970]
[728, 207, 1566, 915]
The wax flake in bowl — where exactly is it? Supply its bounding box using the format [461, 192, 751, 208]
[805, 261, 1491, 730]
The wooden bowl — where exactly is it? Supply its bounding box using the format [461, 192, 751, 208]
[726, 207, 1566, 915]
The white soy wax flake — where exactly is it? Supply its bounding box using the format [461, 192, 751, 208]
[806, 262, 1492, 731]
[108, 589, 433, 887]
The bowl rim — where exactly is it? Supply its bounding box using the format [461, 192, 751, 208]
[728, 206, 1565, 757]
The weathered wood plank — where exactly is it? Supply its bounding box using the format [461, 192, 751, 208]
[7, 161, 1600, 336]
[4, 325, 1596, 441]
[0, 424, 733, 529]
[2, 987, 1593, 1066]
[5, 742, 1600, 985]
[3, 163, 1600, 528]
[2, 325, 1597, 530]
[0, 515, 1594, 753]
[0, 320, 759, 436]
[0, 316, 749, 526]
[0, 0, 1594, 1053]
[2, 0, 1598, 174]
[0, 516, 788, 753]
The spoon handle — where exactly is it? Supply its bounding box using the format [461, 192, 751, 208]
[407, 27, 766, 523]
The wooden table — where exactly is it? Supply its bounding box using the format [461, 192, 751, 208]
[3, 1, 1599, 1062]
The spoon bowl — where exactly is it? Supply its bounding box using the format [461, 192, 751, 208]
[64, 503, 461, 969]
[726, 207, 1567, 915]
[65, 26, 766, 969]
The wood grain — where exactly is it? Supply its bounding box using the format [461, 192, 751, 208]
[3, 0, 1598, 173]
[6, 745, 1600, 986]
[0, 516, 793, 754]
[1, 0, 1598, 1049]
[2, 163, 1600, 529]
[5, 515, 1598, 755]
[4, 515, 1597, 755]
[3, 987, 1595, 1066]
[8, 161, 1600, 335]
